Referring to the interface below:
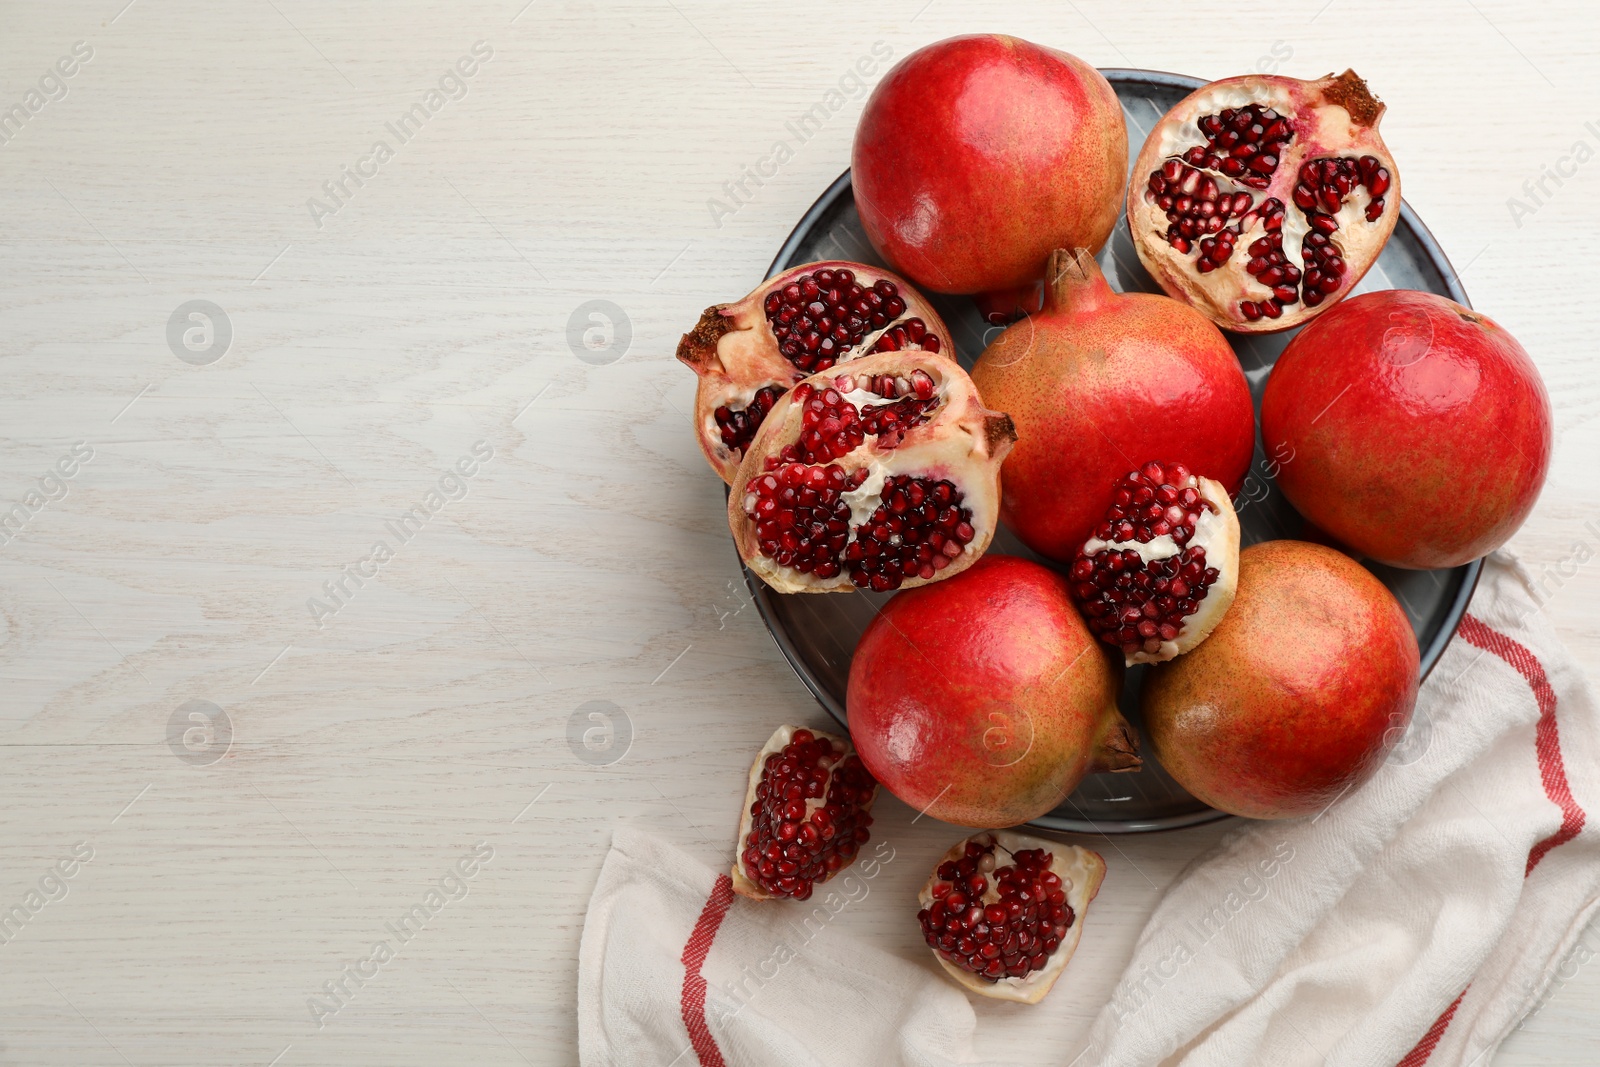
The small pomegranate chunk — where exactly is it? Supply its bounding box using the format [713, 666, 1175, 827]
[729, 351, 1014, 595]
[732, 725, 879, 901]
[917, 830, 1105, 1004]
[1070, 461, 1240, 664]
[678, 261, 951, 483]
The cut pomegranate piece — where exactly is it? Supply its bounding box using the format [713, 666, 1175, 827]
[677, 261, 951, 483]
[732, 725, 879, 901]
[1070, 461, 1240, 664]
[728, 350, 1015, 594]
[1127, 71, 1400, 333]
[917, 830, 1104, 1004]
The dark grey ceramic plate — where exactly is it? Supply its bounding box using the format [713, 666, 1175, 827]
[744, 69, 1482, 833]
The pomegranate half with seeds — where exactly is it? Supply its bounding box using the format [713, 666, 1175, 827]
[732, 725, 879, 901]
[729, 351, 1015, 594]
[970, 247, 1254, 562]
[677, 261, 950, 483]
[1128, 70, 1400, 332]
[1072, 461, 1240, 664]
[917, 831, 1105, 1003]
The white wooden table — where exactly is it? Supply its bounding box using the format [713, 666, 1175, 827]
[1, 1, 1596, 1063]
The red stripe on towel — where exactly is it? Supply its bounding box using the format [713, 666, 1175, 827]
[1397, 988, 1467, 1067]
[1457, 613, 1585, 875]
[679, 874, 735, 1067]
[1397, 611, 1591, 1064]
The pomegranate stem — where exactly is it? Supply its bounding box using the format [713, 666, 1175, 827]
[1044, 247, 1112, 314]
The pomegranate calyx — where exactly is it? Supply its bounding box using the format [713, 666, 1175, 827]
[675, 305, 737, 375]
[1089, 712, 1143, 773]
[1043, 247, 1114, 315]
[1318, 69, 1385, 127]
[732, 724, 879, 902]
[916, 830, 1105, 1004]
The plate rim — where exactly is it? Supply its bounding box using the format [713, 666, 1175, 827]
[744, 67, 1485, 835]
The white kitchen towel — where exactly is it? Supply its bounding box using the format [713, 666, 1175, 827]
[578, 828, 1026, 1067]
[578, 553, 1599, 1067]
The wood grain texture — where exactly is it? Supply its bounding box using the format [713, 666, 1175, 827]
[0, 1, 1595, 1063]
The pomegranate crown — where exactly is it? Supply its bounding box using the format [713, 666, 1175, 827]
[1317, 69, 1385, 127]
[1042, 247, 1112, 312]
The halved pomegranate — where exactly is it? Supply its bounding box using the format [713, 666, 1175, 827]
[677, 262, 951, 483]
[1070, 461, 1240, 664]
[728, 350, 1015, 594]
[732, 725, 878, 901]
[917, 830, 1105, 1004]
[1128, 71, 1400, 333]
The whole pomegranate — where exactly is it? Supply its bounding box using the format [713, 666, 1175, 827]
[1128, 70, 1400, 332]
[847, 555, 1138, 828]
[852, 35, 1126, 297]
[1261, 289, 1552, 569]
[970, 248, 1255, 562]
[1142, 540, 1420, 820]
[729, 351, 1015, 594]
[678, 261, 950, 483]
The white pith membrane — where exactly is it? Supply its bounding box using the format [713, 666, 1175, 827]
[677, 261, 951, 484]
[731, 724, 879, 902]
[1072, 467, 1240, 665]
[917, 830, 1105, 1005]
[727, 350, 1015, 595]
[1126, 72, 1400, 334]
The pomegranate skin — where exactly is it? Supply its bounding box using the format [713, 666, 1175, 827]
[851, 35, 1126, 295]
[1142, 541, 1420, 820]
[972, 248, 1256, 562]
[847, 555, 1138, 829]
[1262, 290, 1552, 569]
